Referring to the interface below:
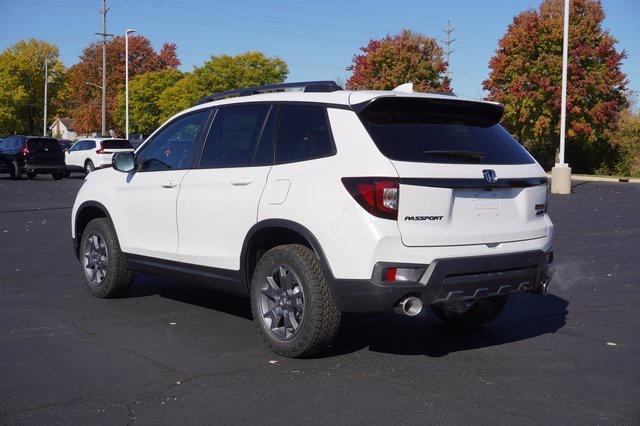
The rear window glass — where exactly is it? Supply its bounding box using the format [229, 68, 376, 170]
[358, 97, 535, 165]
[27, 138, 61, 152]
[101, 139, 132, 149]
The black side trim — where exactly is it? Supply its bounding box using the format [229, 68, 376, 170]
[400, 177, 547, 189]
[125, 253, 246, 297]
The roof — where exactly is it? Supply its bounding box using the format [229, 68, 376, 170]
[49, 117, 75, 131]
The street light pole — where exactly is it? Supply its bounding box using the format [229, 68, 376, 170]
[551, 0, 572, 194]
[43, 58, 48, 137]
[125, 29, 137, 140]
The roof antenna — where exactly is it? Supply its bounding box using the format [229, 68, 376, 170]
[392, 82, 414, 93]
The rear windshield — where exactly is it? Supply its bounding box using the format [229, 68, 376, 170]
[357, 97, 535, 165]
[101, 139, 132, 149]
[27, 138, 62, 152]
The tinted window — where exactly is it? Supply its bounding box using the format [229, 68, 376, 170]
[254, 107, 276, 165]
[200, 104, 269, 168]
[101, 139, 132, 150]
[358, 97, 534, 165]
[27, 138, 62, 152]
[275, 105, 333, 163]
[138, 109, 209, 172]
[85, 141, 96, 150]
[1, 136, 22, 151]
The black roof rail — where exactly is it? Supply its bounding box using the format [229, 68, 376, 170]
[195, 81, 342, 105]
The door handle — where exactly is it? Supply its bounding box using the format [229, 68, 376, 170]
[231, 178, 254, 186]
[161, 181, 177, 189]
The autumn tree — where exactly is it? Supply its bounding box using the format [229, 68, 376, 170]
[113, 69, 183, 135]
[346, 30, 450, 92]
[483, 0, 627, 172]
[67, 35, 179, 135]
[157, 51, 288, 121]
[0, 39, 67, 135]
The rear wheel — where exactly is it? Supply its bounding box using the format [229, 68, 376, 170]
[80, 217, 134, 298]
[9, 161, 21, 179]
[432, 295, 508, 328]
[250, 244, 342, 358]
[27, 171, 37, 179]
[85, 160, 95, 174]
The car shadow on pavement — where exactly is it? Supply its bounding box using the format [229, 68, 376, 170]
[128, 274, 568, 358]
[129, 273, 253, 320]
[328, 293, 569, 358]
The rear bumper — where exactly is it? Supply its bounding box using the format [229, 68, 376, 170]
[326, 250, 554, 313]
[24, 163, 65, 173]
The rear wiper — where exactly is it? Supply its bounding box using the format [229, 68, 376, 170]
[422, 150, 485, 162]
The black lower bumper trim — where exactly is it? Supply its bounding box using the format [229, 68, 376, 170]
[326, 250, 553, 313]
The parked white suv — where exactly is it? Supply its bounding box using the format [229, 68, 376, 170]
[65, 137, 133, 175]
[71, 81, 554, 357]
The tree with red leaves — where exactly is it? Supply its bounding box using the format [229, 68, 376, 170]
[346, 30, 450, 93]
[483, 0, 627, 172]
[67, 35, 180, 135]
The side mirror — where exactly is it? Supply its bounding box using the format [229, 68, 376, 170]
[112, 151, 136, 173]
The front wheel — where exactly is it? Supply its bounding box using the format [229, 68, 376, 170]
[79, 218, 134, 298]
[431, 295, 508, 328]
[250, 244, 342, 358]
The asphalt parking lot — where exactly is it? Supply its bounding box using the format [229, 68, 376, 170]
[1, 175, 639, 424]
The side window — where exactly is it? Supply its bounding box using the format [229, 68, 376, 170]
[200, 104, 269, 168]
[72, 140, 87, 151]
[137, 109, 209, 172]
[86, 141, 96, 150]
[254, 107, 276, 165]
[275, 105, 333, 164]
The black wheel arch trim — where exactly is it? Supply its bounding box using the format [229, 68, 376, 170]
[73, 200, 114, 258]
[240, 219, 336, 293]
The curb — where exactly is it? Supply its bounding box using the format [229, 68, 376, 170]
[546, 173, 640, 184]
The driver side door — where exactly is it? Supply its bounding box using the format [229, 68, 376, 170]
[115, 108, 211, 261]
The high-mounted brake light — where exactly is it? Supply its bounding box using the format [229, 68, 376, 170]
[342, 177, 399, 220]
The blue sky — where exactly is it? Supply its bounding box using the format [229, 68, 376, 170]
[1, 0, 638, 102]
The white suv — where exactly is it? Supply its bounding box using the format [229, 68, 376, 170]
[71, 81, 554, 357]
[65, 137, 134, 175]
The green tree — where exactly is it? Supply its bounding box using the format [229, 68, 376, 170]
[158, 51, 288, 121]
[483, 0, 627, 172]
[612, 108, 640, 177]
[114, 69, 183, 135]
[346, 30, 450, 92]
[0, 39, 67, 135]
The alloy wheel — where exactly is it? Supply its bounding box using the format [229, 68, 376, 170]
[83, 233, 108, 286]
[259, 265, 305, 340]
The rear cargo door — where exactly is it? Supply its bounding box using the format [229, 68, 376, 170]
[356, 96, 550, 247]
[26, 138, 63, 165]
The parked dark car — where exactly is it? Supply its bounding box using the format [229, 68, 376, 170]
[0, 135, 66, 179]
[58, 139, 74, 151]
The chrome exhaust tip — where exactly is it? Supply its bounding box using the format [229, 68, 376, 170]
[394, 296, 423, 316]
[534, 279, 550, 295]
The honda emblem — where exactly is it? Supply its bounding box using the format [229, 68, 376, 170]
[482, 169, 497, 183]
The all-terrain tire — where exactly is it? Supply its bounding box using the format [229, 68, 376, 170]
[250, 244, 342, 358]
[79, 217, 134, 298]
[432, 295, 508, 328]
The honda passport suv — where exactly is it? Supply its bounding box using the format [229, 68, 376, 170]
[71, 81, 554, 357]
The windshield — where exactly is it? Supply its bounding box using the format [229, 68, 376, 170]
[358, 97, 535, 165]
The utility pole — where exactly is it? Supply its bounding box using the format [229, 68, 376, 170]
[43, 58, 48, 137]
[441, 20, 455, 83]
[551, 0, 572, 194]
[95, 0, 113, 136]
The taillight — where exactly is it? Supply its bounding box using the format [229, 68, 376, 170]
[342, 177, 399, 220]
[96, 144, 104, 154]
[21, 145, 29, 156]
